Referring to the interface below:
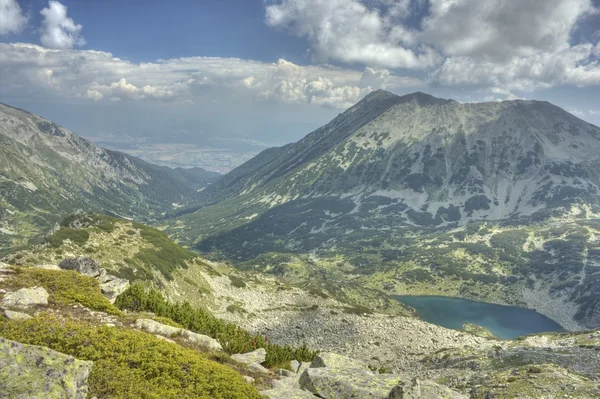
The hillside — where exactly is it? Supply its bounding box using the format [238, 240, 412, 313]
[165, 91, 600, 329]
[2, 214, 600, 398]
[0, 102, 220, 251]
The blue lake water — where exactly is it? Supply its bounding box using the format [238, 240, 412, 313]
[395, 295, 565, 339]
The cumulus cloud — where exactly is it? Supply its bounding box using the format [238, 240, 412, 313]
[265, 0, 440, 69]
[422, 0, 600, 92]
[0, 43, 421, 108]
[0, 0, 27, 35]
[422, 0, 595, 60]
[40, 1, 85, 49]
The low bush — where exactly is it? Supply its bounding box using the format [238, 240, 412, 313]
[0, 315, 262, 399]
[116, 284, 317, 367]
[47, 228, 89, 247]
[6, 268, 120, 315]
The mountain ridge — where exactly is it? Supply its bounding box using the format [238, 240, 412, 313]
[0, 102, 221, 250]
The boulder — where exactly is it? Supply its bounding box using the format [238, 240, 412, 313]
[135, 319, 181, 337]
[249, 362, 270, 374]
[3, 309, 32, 320]
[180, 330, 223, 351]
[290, 359, 301, 373]
[100, 275, 130, 303]
[231, 348, 267, 365]
[1, 286, 49, 309]
[388, 378, 468, 399]
[0, 337, 93, 399]
[58, 257, 103, 278]
[135, 319, 222, 350]
[299, 366, 402, 399]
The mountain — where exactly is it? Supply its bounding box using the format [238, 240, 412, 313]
[0, 102, 221, 251]
[167, 90, 600, 329]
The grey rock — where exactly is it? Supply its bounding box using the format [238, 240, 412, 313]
[290, 359, 301, 373]
[58, 257, 103, 277]
[300, 366, 402, 399]
[231, 348, 267, 365]
[248, 362, 270, 374]
[310, 352, 370, 372]
[135, 319, 222, 350]
[277, 368, 296, 377]
[180, 329, 223, 351]
[3, 309, 32, 320]
[1, 286, 49, 309]
[388, 378, 468, 399]
[100, 275, 129, 303]
[0, 337, 92, 399]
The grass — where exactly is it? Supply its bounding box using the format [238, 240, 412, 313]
[0, 314, 262, 399]
[3, 268, 120, 315]
[46, 227, 89, 247]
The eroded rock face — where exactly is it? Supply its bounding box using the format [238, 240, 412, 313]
[135, 319, 223, 351]
[0, 337, 93, 399]
[1, 286, 49, 309]
[231, 348, 267, 365]
[59, 257, 103, 277]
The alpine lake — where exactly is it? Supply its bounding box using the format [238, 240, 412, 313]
[395, 295, 565, 339]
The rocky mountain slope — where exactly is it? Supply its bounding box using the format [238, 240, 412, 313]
[166, 91, 600, 329]
[0, 102, 220, 251]
[1, 215, 600, 398]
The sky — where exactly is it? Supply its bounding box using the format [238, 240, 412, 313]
[0, 0, 600, 152]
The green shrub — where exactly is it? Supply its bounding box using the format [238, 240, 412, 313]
[228, 275, 247, 288]
[47, 228, 89, 247]
[133, 225, 197, 280]
[6, 268, 120, 315]
[116, 284, 317, 367]
[0, 315, 262, 399]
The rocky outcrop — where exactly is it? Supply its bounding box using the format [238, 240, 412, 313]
[134, 319, 223, 351]
[231, 348, 267, 365]
[0, 337, 92, 399]
[295, 352, 466, 399]
[58, 257, 129, 304]
[59, 257, 103, 277]
[98, 274, 129, 303]
[1, 286, 49, 309]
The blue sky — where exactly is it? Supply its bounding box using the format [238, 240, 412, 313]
[1, 0, 600, 152]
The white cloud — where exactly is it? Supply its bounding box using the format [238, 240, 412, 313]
[40, 1, 85, 49]
[430, 43, 600, 91]
[265, 0, 440, 69]
[0, 0, 27, 35]
[0, 43, 422, 108]
[422, 0, 595, 60]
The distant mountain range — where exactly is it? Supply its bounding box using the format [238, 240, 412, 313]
[167, 91, 600, 329]
[0, 102, 220, 251]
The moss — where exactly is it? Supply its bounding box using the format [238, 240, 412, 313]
[0, 315, 262, 399]
[4, 268, 120, 315]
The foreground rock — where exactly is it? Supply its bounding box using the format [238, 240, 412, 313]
[98, 274, 129, 303]
[231, 348, 267, 365]
[298, 352, 465, 399]
[0, 337, 92, 398]
[2, 309, 32, 320]
[1, 286, 49, 309]
[59, 257, 129, 303]
[135, 318, 223, 351]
